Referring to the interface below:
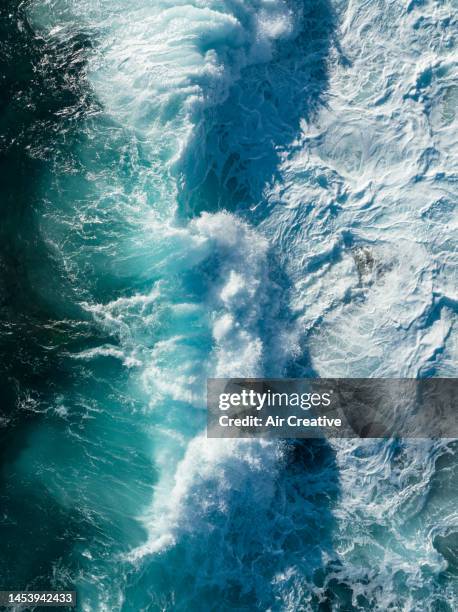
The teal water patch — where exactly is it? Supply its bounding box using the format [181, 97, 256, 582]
[0, 1, 156, 603]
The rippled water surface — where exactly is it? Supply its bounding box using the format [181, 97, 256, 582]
[0, 0, 457, 610]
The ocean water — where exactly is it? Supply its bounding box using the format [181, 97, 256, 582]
[0, 0, 457, 610]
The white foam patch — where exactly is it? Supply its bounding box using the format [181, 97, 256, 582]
[192, 211, 271, 377]
[28, 0, 298, 164]
[258, 0, 458, 379]
[129, 435, 282, 560]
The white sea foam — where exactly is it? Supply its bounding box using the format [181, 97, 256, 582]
[192, 211, 271, 377]
[28, 0, 298, 166]
[258, 0, 458, 380]
[129, 435, 282, 560]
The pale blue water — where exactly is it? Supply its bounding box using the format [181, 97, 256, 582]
[0, 0, 457, 610]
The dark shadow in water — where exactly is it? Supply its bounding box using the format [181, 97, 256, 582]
[126, 2, 354, 611]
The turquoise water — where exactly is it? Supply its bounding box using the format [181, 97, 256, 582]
[0, 0, 457, 610]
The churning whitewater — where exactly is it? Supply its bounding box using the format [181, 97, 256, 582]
[3, 0, 456, 609]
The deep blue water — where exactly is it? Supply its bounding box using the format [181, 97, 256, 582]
[0, 0, 457, 610]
